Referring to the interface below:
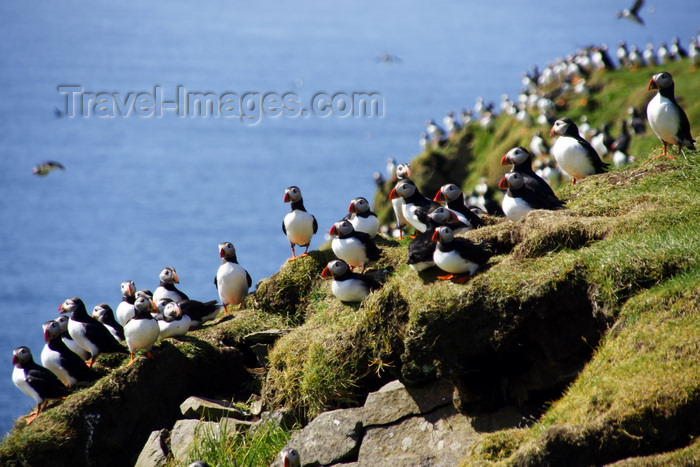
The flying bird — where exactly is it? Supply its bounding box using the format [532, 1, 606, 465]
[32, 161, 65, 176]
[616, 0, 645, 25]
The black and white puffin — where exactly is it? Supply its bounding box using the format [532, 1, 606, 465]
[389, 178, 440, 233]
[92, 303, 124, 342]
[55, 314, 91, 361]
[550, 117, 609, 184]
[12, 346, 69, 424]
[329, 220, 382, 272]
[282, 186, 318, 260]
[433, 184, 483, 229]
[40, 320, 97, 388]
[176, 299, 221, 328]
[158, 301, 192, 339]
[59, 297, 128, 367]
[390, 163, 412, 238]
[153, 266, 189, 304]
[124, 296, 160, 366]
[406, 207, 461, 272]
[116, 280, 136, 326]
[344, 197, 380, 238]
[647, 71, 695, 157]
[498, 172, 566, 221]
[279, 447, 301, 467]
[501, 147, 565, 208]
[321, 259, 381, 302]
[215, 242, 252, 311]
[431, 226, 492, 283]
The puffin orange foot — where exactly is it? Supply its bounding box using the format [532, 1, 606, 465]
[126, 353, 136, 367]
[451, 275, 471, 284]
[437, 274, 455, 281]
[25, 413, 38, 425]
[146, 351, 155, 360]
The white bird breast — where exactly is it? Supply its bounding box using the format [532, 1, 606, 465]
[125, 319, 160, 352]
[284, 210, 315, 245]
[350, 215, 380, 238]
[433, 248, 480, 275]
[217, 262, 249, 305]
[68, 321, 99, 357]
[551, 137, 595, 180]
[647, 94, 681, 145]
[331, 279, 369, 302]
[13, 367, 42, 405]
[158, 315, 191, 339]
[41, 344, 73, 386]
[502, 195, 533, 222]
[116, 302, 135, 326]
[331, 237, 369, 267]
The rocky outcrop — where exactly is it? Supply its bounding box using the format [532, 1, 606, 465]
[271, 379, 529, 466]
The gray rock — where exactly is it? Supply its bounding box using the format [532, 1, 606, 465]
[180, 396, 252, 421]
[362, 379, 453, 427]
[358, 404, 478, 467]
[259, 408, 298, 430]
[134, 429, 169, 467]
[271, 408, 363, 467]
[250, 342, 271, 366]
[243, 329, 290, 344]
[170, 418, 253, 462]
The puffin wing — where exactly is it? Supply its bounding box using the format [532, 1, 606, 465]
[25, 365, 69, 398]
[577, 136, 609, 173]
[86, 320, 128, 353]
[455, 239, 493, 266]
[518, 177, 565, 210]
[312, 215, 318, 234]
[355, 231, 382, 261]
[677, 107, 695, 147]
[246, 270, 253, 288]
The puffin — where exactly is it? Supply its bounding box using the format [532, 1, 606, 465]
[92, 303, 124, 342]
[406, 207, 461, 272]
[55, 314, 91, 361]
[116, 280, 136, 326]
[215, 242, 252, 311]
[32, 161, 65, 176]
[158, 301, 193, 339]
[647, 72, 695, 157]
[389, 179, 440, 233]
[433, 183, 483, 229]
[329, 220, 382, 272]
[499, 172, 566, 222]
[344, 197, 380, 238]
[550, 117, 609, 184]
[153, 266, 189, 304]
[279, 447, 301, 467]
[501, 147, 565, 208]
[390, 163, 412, 238]
[59, 297, 128, 367]
[616, 0, 644, 25]
[431, 226, 492, 283]
[321, 259, 382, 302]
[124, 296, 160, 366]
[282, 185, 318, 260]
[12, 346, 69, 424]
[176, 299, 221, 328]
[40, 320, 97, 388]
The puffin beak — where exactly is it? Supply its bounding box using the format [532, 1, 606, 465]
[58, 302, 67, 313]
[549, 126, 556, 138]
[498, 176, 509, 190]
[283, 192, 291, 203]
[321, 265, 331, 278]
[389, 187, 398, 200]
[500, 154, 510, 166]
[173, 272, 180, 284]
[449, 210, 459, 222]
[150, 299, 158, 312]
[648, 78, 657, 90]
[329, 225, 338, 236]
[348, 202, 356, 213]
[219, 248, 225, 258]
[12, 355, 19, 365]
[433, 191, 444, 202]
[44, 329, 51, 342]
[431, 230, 441, 243]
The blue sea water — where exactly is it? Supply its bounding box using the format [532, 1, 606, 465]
[1, 0, 697, 436]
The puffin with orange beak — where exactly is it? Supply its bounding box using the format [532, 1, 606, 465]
[549, 117, 608, 184]
[215, 241, 252, 312]
[282, 185, 318, 260]
[40, 319, 97, 388]
[344, 196, 380, 238]
[389, 179, 440, 233]
[433, 183, 483, 229]
[124, 296, 160, 366]
[59, 297, 128, 367]
[390, 163, 412, 238]
[498, 172, 565, 222]
[646, 71, 695, 158]
[321, 259, 381, 302]
[12, 346, 69, 424]
[329, 220, 381, 273]
[153, 266, 189, 304]
[431, 226, 492, 283]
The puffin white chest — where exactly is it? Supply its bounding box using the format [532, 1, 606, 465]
[502, 195, 533, 222]
[331, 279, 369, 302]
[433, 248, 479, 275]
[41, 344, 73, 386]
[153, 287, 183, 304]
[647, 94, 680, 144]
[284, 210, 315, 245]
[551, 137, 595, 179]
[124, 319, 160, 352]
[116, 302, 135, 326]
[68, 320, 98, 357]
[402, 204, 428, 232]
[331, 237, 369, 267]
[158, 315, 192, 339]
[216, 262, 249, 306]
[350, 215, 380, 238]
[391, 197, 407, 227]
[13, 367, 41, 404]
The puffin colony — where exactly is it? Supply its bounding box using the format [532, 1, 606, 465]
[11, 40, 696, 467]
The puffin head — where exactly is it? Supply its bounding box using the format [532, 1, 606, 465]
[395, 163, 411, 180]
[134, 296, 157, 318]
[550, 117, 576, 138]
[431, 225, 454, 243]
[501, 147, 532, 166]
[162, 301, 182, 322]
[91, 303, 112, 321]
[428, 206, 460, 225]
[389, 180, 416, 200]
[283, 186, 302, 203]
[348, 197, 370, 214]
[219, 242, 237, 261]
[12, 346, 32, 367]
[329, 220, 354, 237]
[121, 280, 136, 298]
[321, 259, 350, 279]
[43, 320, 61, 342]
[498, 172, 525, 190]
[58, 297, 84, 315]
[280, 447, 301, 467]
[159, 266, 179, 284]
[648, 71, 673, 91]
